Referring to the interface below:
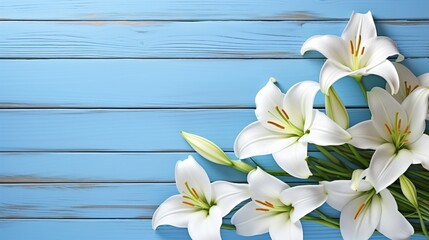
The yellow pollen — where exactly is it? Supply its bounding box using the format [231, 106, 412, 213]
[182, 201, 195, 207]
[361, 46, 365, 55]
[192, 188, 199, 199]
[398, 119, 402, 130]
[350, 40, 354, 55]
[354, 203, 365, 220]
[255, 200, 274, 208]
[384, 124, 392, 135]
[267, 121, 285, 129]
[256, 208, 269, 212]
[355, 35, 362, 57]
[281, 109, 289, 119]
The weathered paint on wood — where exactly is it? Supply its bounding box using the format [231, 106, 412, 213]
[0, 21, 428, 59]
[0, 183, 339, 219]
[0, 109, 372, 151]
[0, 0, 428, 20]
[2, 59, 428, 108]
[0, 152, 340, 183]
[0, 219, 425, 240]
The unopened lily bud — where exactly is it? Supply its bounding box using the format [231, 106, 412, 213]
[181, 131, 233, 166]
[399, 175, 418, 207]
[325, 87, 349, 129]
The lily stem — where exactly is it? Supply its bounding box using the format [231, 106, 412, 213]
[354, 75, 368, 102]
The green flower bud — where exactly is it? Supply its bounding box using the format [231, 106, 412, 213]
[399, 175, 418, 207]
[181, 131, 233, 166]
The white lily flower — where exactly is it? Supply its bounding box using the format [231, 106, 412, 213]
[152, 156, 250, 240]
[348, 87, 429, 192]
[323, 178, 414, 240]
[231, 168, 327, 240]
[301, 11, 403, 95]
[386, 63, 429, 120]
[234, 79, 351, 178]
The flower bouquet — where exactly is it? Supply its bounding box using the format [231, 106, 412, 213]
[152, 11, 429, 240]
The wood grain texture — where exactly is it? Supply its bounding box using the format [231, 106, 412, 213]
[0, 109, 372, 151]
[0, 152, 341, 183]
[0, 21, 428, 59]
[0, 0, 428, 20]
[0, 219, 425, 240]
[0, 183, 340, 219]
[2, 59, 428, 108]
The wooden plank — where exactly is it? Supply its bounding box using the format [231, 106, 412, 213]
[1, 219, 424, 240]
[0, 152, 341, 183]
[2, 59, 428, 108]
[0, 109, 371, 151]
[0, 21, 428, 59]
[0, 183, 339, 219]
[0, 0, 428, 20]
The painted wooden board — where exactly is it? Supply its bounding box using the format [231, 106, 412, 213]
[0, 152, 344, 183]
[4, 219, 422, 240]
[2, 59, 428, 108]
[0, 0, 428, 20]
[0, 21, 428, 59]
[0, 183, 341, 219]
[0, 109, 372, 151]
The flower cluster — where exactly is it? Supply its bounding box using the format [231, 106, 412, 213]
[153, 11, 429, 240]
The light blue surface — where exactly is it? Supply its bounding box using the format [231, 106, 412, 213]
[1, 1, 428, 239]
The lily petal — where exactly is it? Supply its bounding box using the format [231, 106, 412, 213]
[269, 217, 303, 240]
[272, 141, 312, 179]
[175, 156, 212, 202]
[319, 60, 357, 94]
[367, 87, 407, 142]
[402, 87, 429, 143]
[366, 60, 400, 95]
[419, 73, 429, 86]
[280, 185, 327, 223]
[340, 193, 381, 240]
[300, 35, 351, 67]
[231, 201, 274, 236]
[348, 120, 385, 149]
[367, 143, 413, 192]
[418, 73, 429, 119]
[248, 168, 289, 205]
[322, 180, 372, 211]
[362, 37, 402, 70]
[152, 195, 194, 229]
[283, 81, 320, 131]
[387, 63, 420, 102]
[350, 169, 368, 191]
[377, 190, 414, 239]
[188, 206, 222, 240]
[255, 79, 287, 133]
[408, 134, 429, 165]
[234, 122, 298, 159]
[211, 181, 250, 216]
[307, 110, 351, 146]
[341, 11, 377, 48]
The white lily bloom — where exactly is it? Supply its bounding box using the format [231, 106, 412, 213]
[152, 156, 250, 240]
[301, 11, 403, 94]
[234, 79, 351, 178]
[386, 63, 429, 119]
[323, 178, 414, 240]
[231, 168, 327, 240]
[348, 87, 429, 192]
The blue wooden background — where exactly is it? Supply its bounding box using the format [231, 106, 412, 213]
[0, 1, 428, 239]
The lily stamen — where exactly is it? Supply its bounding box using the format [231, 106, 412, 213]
[384, 124, 392, 135]
[350, 40, 354, 55]
[255, 208, 269, 212]
[267, 121, 285, 129]
[255, 199, 274, 208]
[355, 35, 362, 57]
[354, 203, 365, 220]
[182, 201, 195, 207]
